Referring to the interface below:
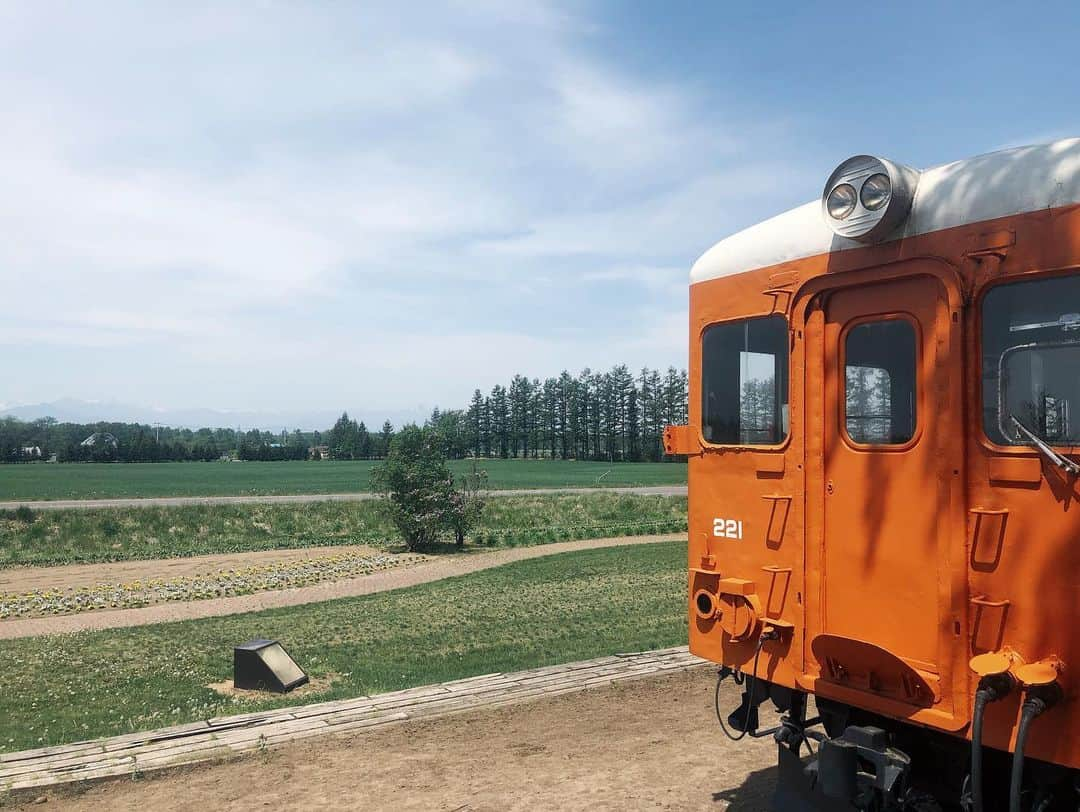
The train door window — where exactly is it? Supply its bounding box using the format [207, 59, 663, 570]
[982, 274, 1080, 446]
[701, 314, 789, 445]
[843, 319, 917, 445]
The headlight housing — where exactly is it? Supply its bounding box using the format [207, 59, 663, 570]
[821, 156, 920, 243]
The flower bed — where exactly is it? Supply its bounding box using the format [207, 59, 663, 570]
[0, 551, 428, 618]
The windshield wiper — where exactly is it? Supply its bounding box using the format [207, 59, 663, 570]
[1009, 415, 1080, 476]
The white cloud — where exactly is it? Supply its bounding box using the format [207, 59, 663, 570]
[546, 62, 699, 175]
[581, 265, 684, 291]
[0, 2, 805, 415]
[472, 161, 816, 263]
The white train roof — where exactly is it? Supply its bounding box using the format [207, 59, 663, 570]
[690, 137, 1080, 284]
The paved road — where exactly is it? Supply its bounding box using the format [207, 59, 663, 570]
[0, 484, 687, 511]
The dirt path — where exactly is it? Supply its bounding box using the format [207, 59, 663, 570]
[0, 485, 687, 511]
[0, 544, 393, 594]
[0, 534, 685, 639]
[13, 668, 777, 811]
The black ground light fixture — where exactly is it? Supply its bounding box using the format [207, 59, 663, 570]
[233, 639, 309, 693]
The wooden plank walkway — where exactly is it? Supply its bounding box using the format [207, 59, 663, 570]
[0, 646, 705, 792]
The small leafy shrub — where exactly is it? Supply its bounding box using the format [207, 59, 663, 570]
[445, 461, 487, 547]
[1, 506, 37, 524]
[371, 426, 456, 551]
[372, 428, 489, 551]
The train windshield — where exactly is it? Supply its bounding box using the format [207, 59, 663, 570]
[701, 314, 789, 445]
[983, 275, 1080, 447]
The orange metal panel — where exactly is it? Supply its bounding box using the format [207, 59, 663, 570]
[662, 424, 698, 456]
[684, 203, 1080, 771]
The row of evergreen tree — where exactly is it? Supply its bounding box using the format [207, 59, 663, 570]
[441, 365, 688, 461]
[1, 364, 688, 464]
[321, 417, 396, 460]
[311, 366, 689, 462]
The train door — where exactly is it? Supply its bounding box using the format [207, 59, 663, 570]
[809, 272, 963, 716]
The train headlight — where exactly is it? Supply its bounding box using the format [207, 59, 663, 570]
[821, 155, 920, 243]
[826, 183, 858, 220]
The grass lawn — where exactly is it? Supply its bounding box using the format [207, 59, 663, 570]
[0, 459, 687, 502]
[0, 541, 688, 753]
[0, 493, 687, 568]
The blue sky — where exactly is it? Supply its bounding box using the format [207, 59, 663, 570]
[2, 1, 1078, 423]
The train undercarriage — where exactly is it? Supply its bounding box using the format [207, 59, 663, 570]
[718, 671, 1079, 811]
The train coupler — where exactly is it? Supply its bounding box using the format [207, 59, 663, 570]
[774, 725, 928, 811]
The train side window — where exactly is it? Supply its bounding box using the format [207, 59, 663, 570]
[982, 274, 1080, 447]
[844, 319, 917, 445]
[701, 314, 789, 445]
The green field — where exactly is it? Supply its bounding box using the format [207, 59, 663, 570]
[0, 493, 688, 568]
[0, 459, 686, 502]
[0, 541, 687, 752]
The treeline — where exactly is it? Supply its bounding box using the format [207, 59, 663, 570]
[304, 365, 689, 462]
[0, 415, 400, 464]
[0, 364, 688, 464]
[1, 418, 232, 463]
[431, 365, 688, 462]
[0, 419, 323, 464]
[321, 416, 395, 460]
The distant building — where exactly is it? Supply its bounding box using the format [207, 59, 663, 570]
[80, 432, 119, 449]
[20, 446, 42, 458]
[309, 445, 331, 460]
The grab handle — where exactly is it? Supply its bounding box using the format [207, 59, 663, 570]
[970, 595, 1010, 609]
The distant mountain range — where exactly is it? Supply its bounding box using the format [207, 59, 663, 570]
[0, 398, 428, 432]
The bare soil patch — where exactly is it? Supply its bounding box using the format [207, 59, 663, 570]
[13, 668, 777, 811]
[205, 674, 339, 702]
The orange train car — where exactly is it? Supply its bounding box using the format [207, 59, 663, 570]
[666, 139, 1080, 811]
